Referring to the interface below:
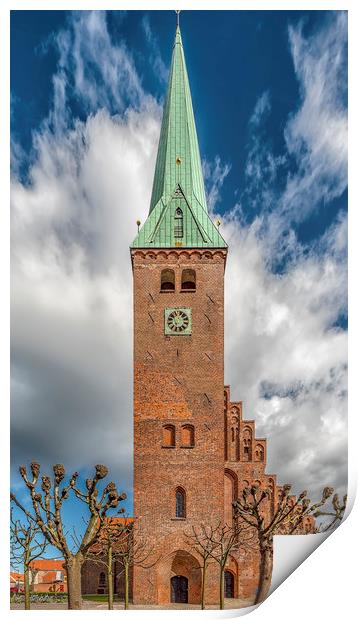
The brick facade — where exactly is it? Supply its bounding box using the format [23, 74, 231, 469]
[29, 559, 67, 593]
[132, 248, 226, 605]
[81, 559, 133, 599]
[127, 247, 313, 606]
[82, 20, 314, 606]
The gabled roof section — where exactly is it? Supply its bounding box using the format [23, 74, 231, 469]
[131, 25, 227, 250]
[133, 184, 226, 248]
[29, 559, 65, 570]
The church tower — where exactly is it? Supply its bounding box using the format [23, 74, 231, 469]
[131, 21, 227, 605]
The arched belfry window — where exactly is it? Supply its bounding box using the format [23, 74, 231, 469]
[175, 487, 186, 518]
[181, 269, 196, 291]
[161, 269, 175, 291]
[162, 424, 175, 447]
[174, 207, 183, 238]
[181, 424, 194, 447]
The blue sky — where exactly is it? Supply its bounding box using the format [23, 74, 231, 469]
[10, 10, 347, 555]
[11, 10, 347, 244]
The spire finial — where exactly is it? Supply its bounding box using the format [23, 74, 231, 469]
[175, 10, 181, 28]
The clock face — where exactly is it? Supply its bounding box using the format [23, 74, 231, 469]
[164, 308, 192, 336]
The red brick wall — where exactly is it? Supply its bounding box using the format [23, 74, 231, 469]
[132, 248, 227, 605]
[130, 249, 315, 606]
[32, 580, 67, 593]
[81, 559, 133, 599]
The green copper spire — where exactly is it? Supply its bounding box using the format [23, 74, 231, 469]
[131, 21, 227, 249]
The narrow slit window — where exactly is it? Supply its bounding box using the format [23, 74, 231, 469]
[174, 207, 183, 238]
[175, 487, 186, 518]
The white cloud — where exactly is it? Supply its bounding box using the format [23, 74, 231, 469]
[242, 12, 347, 258]
[287, 13, 347, 159]
[11, 10, 347, 509]
[11, 12, 162, 489]
[216, 11, 348, 502]
[220, 212, 347, 499]
[249, 90, 271, 127]
[142, 14, 169, 86]
[282, 12, 347, 222]
[203, 155, 231, 212]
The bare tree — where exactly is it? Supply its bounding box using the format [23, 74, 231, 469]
[10, 510, 48, 609]
[186, 521, 253, 610]
[184, 523, 216, 609]
[10, 462, 126, 610]
[233, 484, 334, 604]
[84, 515, 126, 610]
[314, 492, 347, 532]
[111, 517, 156, 610]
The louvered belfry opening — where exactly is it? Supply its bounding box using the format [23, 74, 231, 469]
[181, 269, 196, 291]
[161, 268, 175, 291]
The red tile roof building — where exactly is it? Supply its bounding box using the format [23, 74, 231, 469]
[29, 559, 67, 593]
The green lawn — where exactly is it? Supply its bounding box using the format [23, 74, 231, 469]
[82, 594, 121, 602]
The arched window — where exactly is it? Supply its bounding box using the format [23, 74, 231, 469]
[175, 487, 186, 518]
[181, 269, 196, 291]
[224, 570, 235, 598]
[181, 424, 194, 447]
[162, 424, 175, 447]
[242, 428, 252, 461]
[174, 207, 183, 238]
[255, 444, 264, 462]
[97, 571, 106, 594]
[161, 269, 175, 291]
[99, 572, 106, 586]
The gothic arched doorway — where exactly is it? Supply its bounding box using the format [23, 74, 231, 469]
[156, 549, 201, 604]
[171, 575, 188, 603]
[224, 570, 235, 598]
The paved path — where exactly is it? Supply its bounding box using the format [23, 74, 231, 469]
[11, 597, 255, 611]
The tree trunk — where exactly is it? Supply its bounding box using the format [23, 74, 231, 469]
[65, 555, 84, 610]
[219, 566, 225, 610]
[254, 536, 273, 605]
[201, 559, 207, 609]
[107, 546, 113, 610]
[24, 564, 30, 610]
[124, 562, 129, 610]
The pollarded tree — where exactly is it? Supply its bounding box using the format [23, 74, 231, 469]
[110, 517, 156, 610]
[84, 515, 127, 610]
[313, 492, 347, 532]
[207, 521, 254, 609]
[10, 510, 49, 609]
[10, 462, 126, 610]
[186, 521, 253, 609]
[184, 523, 217, 609]
[233, 484, 335, 605]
